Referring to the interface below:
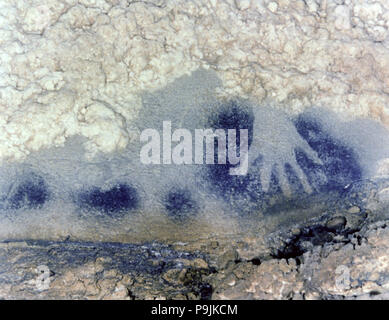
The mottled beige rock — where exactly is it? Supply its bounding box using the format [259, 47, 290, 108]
[302, 224, 389, 298]
[213, 220, 389, 300]
[1, 0, 389, 161]
[2, 218, 389, 299]
[376, 158, 389, 177]
[213, 258, 303, 300]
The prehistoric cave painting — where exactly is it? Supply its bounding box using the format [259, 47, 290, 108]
[4, 172, 50, 210]
[163, 187, 198, 221]
[0, 67, 385, 244]
[229, 106, 323, 196]
[206, 102, 363, 213]
[0, 101, 365, 222]
[77, 183, 139, 216]
[294, 114, 362, 192]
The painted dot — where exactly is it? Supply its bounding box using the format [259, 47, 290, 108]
[163, 188, 197, 220]
[9, 174, 49, 210]
[79, 184, 139, 215]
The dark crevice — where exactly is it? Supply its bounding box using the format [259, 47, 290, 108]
[250, 258, 261, 266]
[271, 217, 367, 262]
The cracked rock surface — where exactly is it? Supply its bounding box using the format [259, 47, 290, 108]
[1, 193, 389, 299]
[1, 0, 389, 160]
[2, 0, 389, 300]
[214, 220, 389, 300]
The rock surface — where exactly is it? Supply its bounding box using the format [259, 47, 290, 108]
[1, 0, 389, 160]
[1, 0, 389, 300]
[1, 196, 389, 299]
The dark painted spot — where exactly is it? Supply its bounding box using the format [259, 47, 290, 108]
[294, 115, 362, 191]
[8, 174, 49, 210]
[163, 188, 197, 220]
[267, 167, 282, 195]
[206, 163, 256, 198]
[206, 101, 256, 199]
[208, 100, 254, 148]
[79, 184, 139, 215]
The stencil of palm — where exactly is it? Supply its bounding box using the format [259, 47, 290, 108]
[230, 106, 323, 196]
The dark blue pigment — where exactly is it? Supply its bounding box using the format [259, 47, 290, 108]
[294, 115, 362, 191]
[204, 102, 294, 214]
[206, 101, 258, 199]
[78, 184, 139, 215]
[267, 169, 283, 195]
[294, 148, 327, 193]
[284, 163, 306, 195]
[8, 174, 49, 210]
[259, 168, 314, 215]
[208, 100, 254, 145]
[204, 103, 363, 215]
[163, 188, 197, 220]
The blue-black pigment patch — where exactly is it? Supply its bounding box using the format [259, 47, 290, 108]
[284, 162, 306, 195]
[294, 148, 327, 193]
[205, 101, 257, 198]
[163, 187, 197, 220]
[8, 174, 49, 210]
[78, 184, 139, 215]
[294, 115, 362, 191]
[208, 100, 254, 149]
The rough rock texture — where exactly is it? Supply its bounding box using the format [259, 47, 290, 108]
[1, 0, 389, 160]
[2, 0, 389, 300]
[1, 203, 389, 300]
[0, 161, 388, 300]
[214, 220, 389, 300]
[0, 240, 214, 300]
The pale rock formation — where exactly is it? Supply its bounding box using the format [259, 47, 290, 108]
[0, 0, 389, 161]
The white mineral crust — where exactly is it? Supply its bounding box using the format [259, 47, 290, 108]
[1, 0, 389, 161]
